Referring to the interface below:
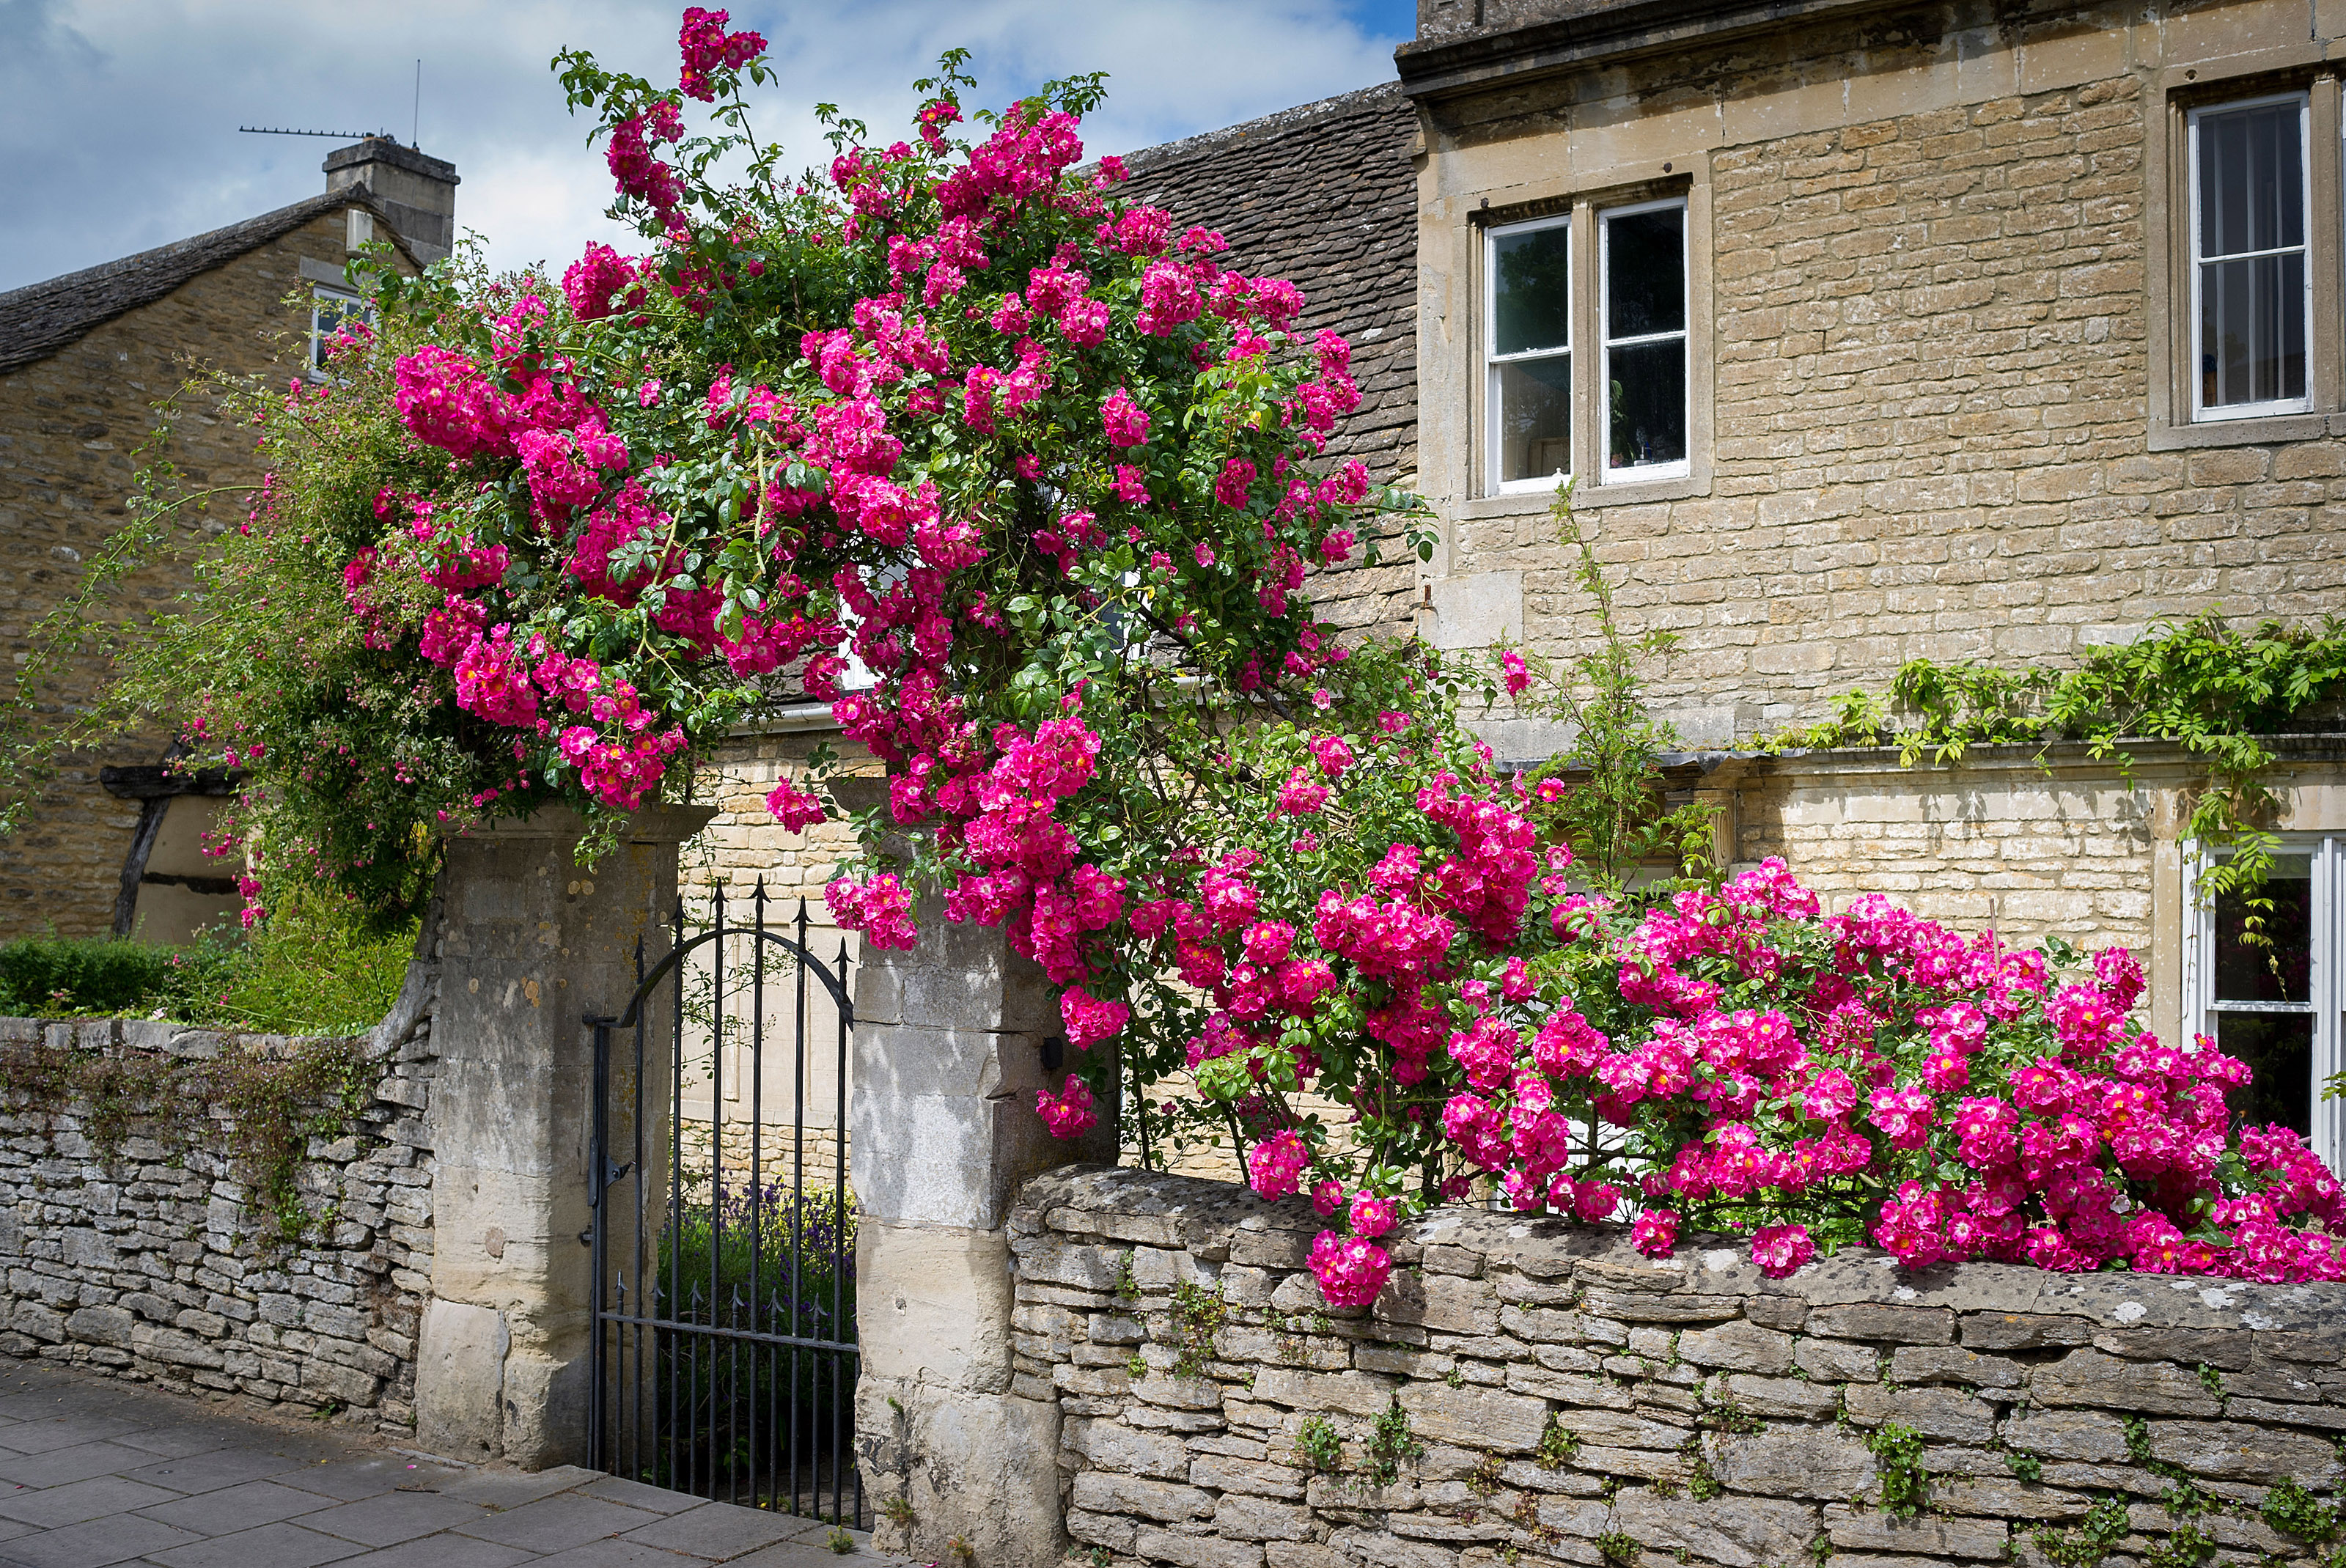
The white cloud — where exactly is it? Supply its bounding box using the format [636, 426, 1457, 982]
[0, 0, 1403, 292]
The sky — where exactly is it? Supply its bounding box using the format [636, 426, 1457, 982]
[0, 0, 1414, 293]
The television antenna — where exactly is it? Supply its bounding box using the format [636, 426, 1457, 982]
[238, 125, 392, 141]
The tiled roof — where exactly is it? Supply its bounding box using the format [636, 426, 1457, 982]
[1119, 83, 1420, 484]
[0, 191, 404, 377]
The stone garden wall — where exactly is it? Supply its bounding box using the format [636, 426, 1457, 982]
[0, 960, 435, 1436]
[1011, 1166, 2346, 1568]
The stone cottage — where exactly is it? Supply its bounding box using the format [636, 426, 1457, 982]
[700, 0, 2346, 1166]
[0, 138, 451, 943]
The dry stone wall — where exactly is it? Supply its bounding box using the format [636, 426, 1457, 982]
[0, 980, 435, 1436]
[1012, 1166, 2346, 1568]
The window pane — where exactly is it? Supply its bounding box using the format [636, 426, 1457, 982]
[2201, 251, 2306, 406]
[1493, 225, 1570, 356]
[2214, 856, 2313, 1002]
[1606, 207, 1684, 339]
[1496, 356, 1572, 484]
[2218, 1012, 2314, 1136]
[2198, 102, 2303, 260]
[1608, 339, 1685, 468]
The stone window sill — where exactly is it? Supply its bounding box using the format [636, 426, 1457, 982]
[2146, 411, 2346, 449]
[1463, 472, 1709, 517]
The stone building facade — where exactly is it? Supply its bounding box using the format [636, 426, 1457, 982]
[0, 138, 452, 943]
[1401, 0, 2346, 725]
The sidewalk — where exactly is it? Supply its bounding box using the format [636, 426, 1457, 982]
[0, 1358, 909, 1568]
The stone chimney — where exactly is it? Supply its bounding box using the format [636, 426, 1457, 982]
[323, 136, 458, 265]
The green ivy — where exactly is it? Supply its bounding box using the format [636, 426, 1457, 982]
[0, 1034, 374, 1245]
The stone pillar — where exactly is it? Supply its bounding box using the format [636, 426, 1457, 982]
[851, 899, 1118, 1565]
[415, 805, 712, 1468]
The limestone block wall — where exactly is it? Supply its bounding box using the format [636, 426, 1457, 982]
[0, 981, 435, 1435]
[1012, 1166, 2346, 1568]
[1716, 747, 2164, 951]
[0, 208, 369, 939]
[1413, 0, 2346, 741]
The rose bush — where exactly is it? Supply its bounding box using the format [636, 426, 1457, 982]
[113, 10, 2343, 1303]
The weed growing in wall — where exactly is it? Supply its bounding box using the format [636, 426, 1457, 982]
[1293, 1415, 1344, 1473]
[1168, 1280, 1227, 1378]
[2264, 1479, 2341, 1542]
[1864, 1423, 1929, 1518]
[2035, 1495, 2133, 1567]
[1364, 1396, 1422, 1486]
[0, 1034, 375, 1245]
[1595, 1529, 1642, 1566]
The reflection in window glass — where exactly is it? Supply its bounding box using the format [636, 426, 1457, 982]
[1487, 217, 1572, 489]
[311, 288, 367, 374]
[2194, 97, 2309, 414]
[1603, 203, 1687, 473]
[2213, 856, 2312, 1002]
[1495, 358, 1573, 485]
[2220, 1012, 2315, 1136]
[1493, 224, 1572, 356]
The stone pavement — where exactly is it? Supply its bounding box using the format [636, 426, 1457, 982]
[0, 1358, 916, 1568]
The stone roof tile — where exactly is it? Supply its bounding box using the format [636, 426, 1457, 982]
[1117, 82, 1419, 484]
[0, 190, 408, 377]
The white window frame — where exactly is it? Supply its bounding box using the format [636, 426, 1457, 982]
[2188, 92, 2315, 422]
[1599, 196, 1691, 482]
[308, 285, 366, 379]
[2183, 835, 2345, 1172]
[1485, 213, 1575, 496]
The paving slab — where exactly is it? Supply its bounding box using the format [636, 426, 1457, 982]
[0, 1510, 207, 1568]
[125, 1446, 312, 1492]
[0, 1440, 180, 1488]
[529, 1542, 719, 1568]
[138, 1478, 356, 1535]
[326, 1540, 539, 1568]
[576, 1476, 702, 1514]
[620, 1501, 799, 1560]
[0, 1358, 917, 1568]
[454, 1494, 662, 1554]
[295, 1489, 501, 1547]
[148, 1520, 369, 1568]
[0, 1473, 184, 1527]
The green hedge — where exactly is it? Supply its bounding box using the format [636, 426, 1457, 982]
[0, 938, 177, 1015]
[0, 900, 416, 1035]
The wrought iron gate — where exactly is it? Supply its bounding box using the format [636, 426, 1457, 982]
[587, 885, 864, 1523]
